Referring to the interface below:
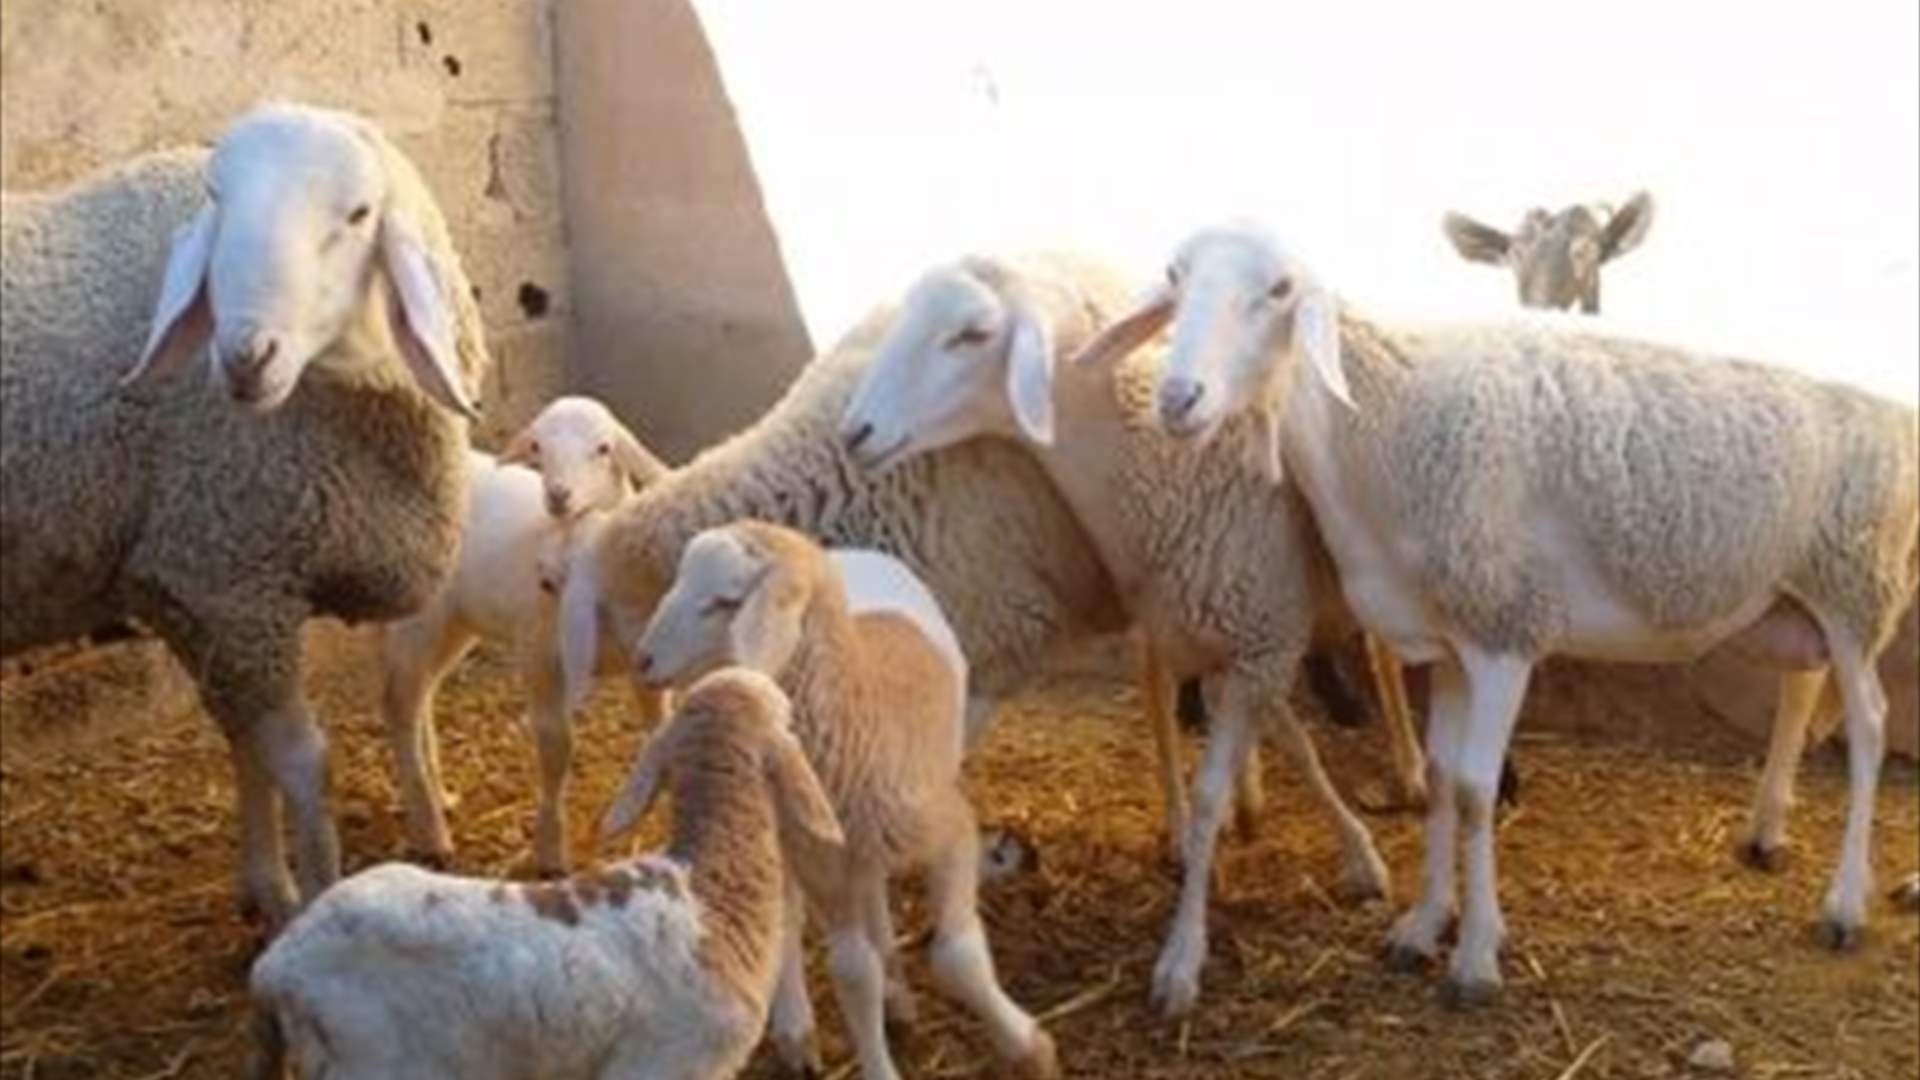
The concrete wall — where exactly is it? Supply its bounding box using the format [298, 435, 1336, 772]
[0, 0, 572, 446]
[554, 0, 814, 465]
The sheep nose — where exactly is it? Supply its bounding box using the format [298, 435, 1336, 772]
[1158, 376, 1207, 430]
[843, 421, 874, 453]
[228, 334, 280, 378]
[545, 486, 572, 517]
[635, 651, 654, 679]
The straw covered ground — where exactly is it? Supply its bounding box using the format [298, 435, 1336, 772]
[2, 632, 1916, 1079]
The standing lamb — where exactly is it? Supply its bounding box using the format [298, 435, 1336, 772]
[838, 251, 1407, 1014]
[380, 395, 667, 877]
[1442, 192, 1655, 313]
[250, 666, 845, 1080]
[0, 102, 489, 929]
[1078, 221, 1919, 1002]
[632, 521, 1056, 1080]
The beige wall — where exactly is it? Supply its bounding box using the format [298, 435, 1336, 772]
[0, 0, 572, 444]
[554, 0, 814, 464]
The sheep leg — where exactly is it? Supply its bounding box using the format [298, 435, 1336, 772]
[1818, 634, 1887, 949]
[1739, 668, 1826, 872]
[1386, 658, 1468, 971]
[228, 735, 297, 931]
[379, 619, 476, 867]
[963, 695, 999, 754]
[1151, 674, 1255, 1017]
[255, 696, 341, 909]
[526, 652, 575, 878]
[1365, 634, 1429, 809]
[768, 874, 823, 1078]
[859, 875, 918, 1033]
[1138, 634, 1190, 853]
[822, 868, 903, 1080]
[1441, 650, 1532, 1006]
[923, 803, 1056, 1078]
[1232, 747, 1267, 841]
[1270, 710, 1391, 902]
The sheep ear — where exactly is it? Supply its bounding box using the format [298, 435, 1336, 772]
[1069, 284, 1173, 367]
[1441, 211, 1511, 265]
[729, 563, 803, 674]
[499, 425, 537, 466]
[1295, 290, 1353, 410]
[558, 545, 602, 716]
[1005, 310, 1056, 446]
[612, 425, 668, 489]
[600, 712, 682, 843]
[123, 205, 217, 387]
[767, 729, 845, 853]
[1598, 190, 1654, 262]
[380, 212, 483, 421]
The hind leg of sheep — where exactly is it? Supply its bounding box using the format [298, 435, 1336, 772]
[526, 651, 574, 877]
[822, 867, 902, 1080]
[1387, 659, 1468, 971]
[1818, 632, 1887, 948]
[923, 804, 1056, 1078]
[1740, 669, 1826, 872]
[1138, 635, 1190, 853]
[1152, 673, 1257, 1017]
[1232, 747, 1267, 841]
[1271, 709, 1391, 903]
[1441, 650, 1532, 1005]
[1366, 634, 1429, 809]
[859, 875, 918, 1032]
[380, 619, 477, 867]
[768, 874, 824, 1077]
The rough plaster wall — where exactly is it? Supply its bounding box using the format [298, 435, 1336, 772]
[0, 0, 570, 445]
[555, 0, 814, 464]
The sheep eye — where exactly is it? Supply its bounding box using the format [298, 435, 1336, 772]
[527, 439, 541, 456]
[347, 204, 372, 225]
[596, 442, 612, 457]
[1166, 265, 1180, 287]
[946, 326, 991, 349]
[702, 596, 743, 616]
[1268, 276, 1293, 301]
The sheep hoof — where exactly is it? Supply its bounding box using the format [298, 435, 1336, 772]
[1439, 974, 1502, 1009]
[1737, 839, 1790, 874]
[1816, 917, 1863, 952]
[1232, 804, 1262, 842]
[1011, 1028, 1060, 1080]
[238, 886, 300, 937]
[1889, 874, 1920, 911]
[1381, 943, 1435, 974]
[769, 1030, 823, 1078]
[405, 848, 453, 872]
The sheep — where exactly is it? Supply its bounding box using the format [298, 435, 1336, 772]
[1442, 191, 1655, 313]
[1075, 220, 1920, 1002]
[633, 521, 1057, 1080]
[0, 101, 489, 930]
[837, 251, 1408, 1015]
[248, 666, 845, 1080]
[379, 395, 667, 877]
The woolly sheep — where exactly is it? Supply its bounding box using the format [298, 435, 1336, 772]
[634, 521, 1056, 1080]
[1442, 192, 1655, 313]
[249, 667, 844, 1080]
[0, 102, 489, 929]
[838, 250, 1407, 1015]
[1079, 221, 1920, 1002]
[379, 395, 667, 877]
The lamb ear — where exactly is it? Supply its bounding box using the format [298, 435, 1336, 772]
[381, 212, 482, 421]
[600, 712, 683, 843]
[1069, 284, 1173, 367]
[1005, 309, 1056, 446]
[727, 563, 803, 675]
[1294, 290, 1353, 410]
[123, 205, 218, 386]
[611, 424, 668, 489]
[767, 729, 846, 853]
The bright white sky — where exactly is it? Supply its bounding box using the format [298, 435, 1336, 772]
[695, 1, 1918, 405]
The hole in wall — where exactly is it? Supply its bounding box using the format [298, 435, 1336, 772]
[443, 54, 462, 77]
[416, 21, 432, 45]
[517, 283, 550, 320]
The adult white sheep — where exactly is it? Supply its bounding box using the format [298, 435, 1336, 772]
[1076, 221, 1920, 1003]
[632, 521, 1056, 1080]
[837, 251, 1408, 1015]
[380, 395, 666, 877]
[0, 102, 489, 929]
[250, 666, 845, 1080]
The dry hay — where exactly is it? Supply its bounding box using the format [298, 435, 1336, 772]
[1, 637, 1915, 1079]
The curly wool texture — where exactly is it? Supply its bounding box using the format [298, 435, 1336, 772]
[599, 308, 1126, 702]
[0, 134, 486, 672]
[1329, 313, 1919, 656]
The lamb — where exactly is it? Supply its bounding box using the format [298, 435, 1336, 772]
[1442, 191, 1655, 313]
[249, 666, 845, 1080]
[1077, 220, 1920, 1002]
[633, 521, 1056, 1080]
[0, 102, 489, 929]
[837, 251, 1409, 1015]
[379, 395, 667, 877]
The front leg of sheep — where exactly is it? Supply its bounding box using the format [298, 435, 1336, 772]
[1440, 650, 1531, 1006]
[524, 653, 576, 877]
[768, 875, 824, 1077]
[1816, 627, 1890, 949]
[1386, 659, 1468, 972]
[822, 866, 902, 1080]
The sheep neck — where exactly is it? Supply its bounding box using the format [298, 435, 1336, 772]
[1019, 356, 1156, 599]
[665, 735, 786, 1012]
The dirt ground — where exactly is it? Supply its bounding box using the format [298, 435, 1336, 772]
[2, 636, 1915, 1080]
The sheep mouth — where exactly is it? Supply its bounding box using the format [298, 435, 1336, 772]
[850, 433, 913, 472]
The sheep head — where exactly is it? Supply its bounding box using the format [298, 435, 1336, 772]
[122, 102, 483, 419]
[502, 396, 666, 519]
[634, 522, 820, 690]
[1442, 192, 1654, 313]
